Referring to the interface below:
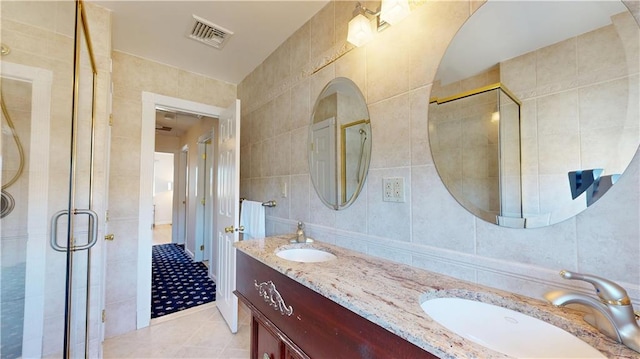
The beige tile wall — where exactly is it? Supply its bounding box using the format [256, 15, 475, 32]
[238, 0, 640, 305]
[501, 10, 640, 223]
[107, 51, 235, 337]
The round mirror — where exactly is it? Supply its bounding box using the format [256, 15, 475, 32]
[309, 77, 372, 210]
[428, 1, 639, 228]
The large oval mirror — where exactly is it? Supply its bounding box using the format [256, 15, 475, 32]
[429, 1, 639, 228]
[309, 77, 372, 210]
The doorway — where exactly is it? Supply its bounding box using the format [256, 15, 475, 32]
[138, 92, 226, 328]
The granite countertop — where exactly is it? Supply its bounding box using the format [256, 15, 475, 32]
[235, 235, 637, 358]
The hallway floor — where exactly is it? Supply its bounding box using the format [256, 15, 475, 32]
[153, 224, 173, 246]
[102, 302, 251, 358]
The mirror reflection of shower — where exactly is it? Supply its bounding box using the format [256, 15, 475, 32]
[341, 120, 371, 205]
[356, 128, 368, 183]
[429, 83, 522, 226]
[1, 44, 27, 219]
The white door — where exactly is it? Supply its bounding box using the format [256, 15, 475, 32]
[215, 99, 240, 333]
[175, 146, 188, 244]
[196, 137, 214, 263]
[194, 135, 211, 262]
[310, 117, 337, 204]
[204, 139, 214, 268]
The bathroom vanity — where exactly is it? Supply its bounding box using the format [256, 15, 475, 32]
[235, 249, 436, 358]
[234, 236, 638, 358]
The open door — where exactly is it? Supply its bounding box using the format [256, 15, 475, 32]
[310, 117, 337, 205]
[194, 134, 212, 262]
[215, 99, 240, 333]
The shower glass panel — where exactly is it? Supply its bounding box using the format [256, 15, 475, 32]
[429, 85, 522, 225]
[1, 77, 33, 359]
[0, 0, 98, 357]
[341, 120, 370, 204]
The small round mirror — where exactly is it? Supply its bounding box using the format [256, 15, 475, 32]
[308, 77, 372, 210]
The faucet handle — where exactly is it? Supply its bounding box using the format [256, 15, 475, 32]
[559, 270, 631, 305]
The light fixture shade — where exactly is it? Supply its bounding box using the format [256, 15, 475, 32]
[347, 13, 373, 47]
[380, 0, 410, 25]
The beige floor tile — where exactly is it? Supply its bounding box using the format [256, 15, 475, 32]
[103, 302, 251, 359]
[218, 347, 251, 359]
[152, 224, 172, 245]
[173, 346, 224, 358]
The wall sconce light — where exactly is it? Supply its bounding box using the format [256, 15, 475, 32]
[347, 0, 411, 47]
[347, 3, 377, 47]
[380, 0, 411, 25]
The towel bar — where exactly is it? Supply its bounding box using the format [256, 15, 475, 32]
[240, 198, 277, 208]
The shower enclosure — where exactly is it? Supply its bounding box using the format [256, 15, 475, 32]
[1, 1, 103, 357]
[429, 83, 523, 226]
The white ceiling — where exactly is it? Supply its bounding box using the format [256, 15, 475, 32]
[155, 109, 204, 137]
[90, 0, 329, 84]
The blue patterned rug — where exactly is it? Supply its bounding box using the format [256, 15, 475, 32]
[151, 243, 216, 318]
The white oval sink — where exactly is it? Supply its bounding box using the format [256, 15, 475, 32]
[421, 297, 605, 358]
[276, 248, 337, 263]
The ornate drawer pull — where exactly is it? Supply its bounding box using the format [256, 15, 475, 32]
[254, 280, 293, 316]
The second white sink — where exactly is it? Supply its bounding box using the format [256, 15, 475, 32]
[421, 297, 605, 358]
[276, 248, 337, 263]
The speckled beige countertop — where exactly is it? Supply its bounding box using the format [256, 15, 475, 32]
[235, 235, 638, 358]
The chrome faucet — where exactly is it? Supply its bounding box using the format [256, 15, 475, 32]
[291, 221, 313, 243]
[544, 270, 640, 353]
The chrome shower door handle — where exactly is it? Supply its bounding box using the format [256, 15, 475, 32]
[49, 209, 99, 252]
[72, 209, 99, 251]
[50, 209, 69, 252]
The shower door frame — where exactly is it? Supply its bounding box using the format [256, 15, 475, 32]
[1, 61, 53, 359]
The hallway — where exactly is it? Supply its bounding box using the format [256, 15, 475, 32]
[102, 302, 251, 358]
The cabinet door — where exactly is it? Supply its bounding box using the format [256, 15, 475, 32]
[254, 317, 282, 359]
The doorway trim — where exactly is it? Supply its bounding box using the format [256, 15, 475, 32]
[139, 92, 224, 329]
[194, 132, 213, 263]
[173, 145, 189, 245]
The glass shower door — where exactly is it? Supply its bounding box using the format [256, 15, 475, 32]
[0, 0, 98, 357]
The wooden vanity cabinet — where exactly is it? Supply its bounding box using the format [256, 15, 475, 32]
[248, 299, 309, 359]
[235, 251, 438, 359]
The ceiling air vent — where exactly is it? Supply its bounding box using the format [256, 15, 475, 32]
[187, 15, 234, 50]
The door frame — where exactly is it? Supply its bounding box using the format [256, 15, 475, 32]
[139, 92, 224, 329]
[2, 61, 53, 359]
[194, 132, 213, 262]
[173, 145, 189, 245]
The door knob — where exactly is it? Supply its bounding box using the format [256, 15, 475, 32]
[224, 225, 245, 233]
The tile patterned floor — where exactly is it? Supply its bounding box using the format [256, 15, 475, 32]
[102, 302, 251, 358]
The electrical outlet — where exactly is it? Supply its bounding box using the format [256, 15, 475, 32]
[383, 177, 405, 202]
